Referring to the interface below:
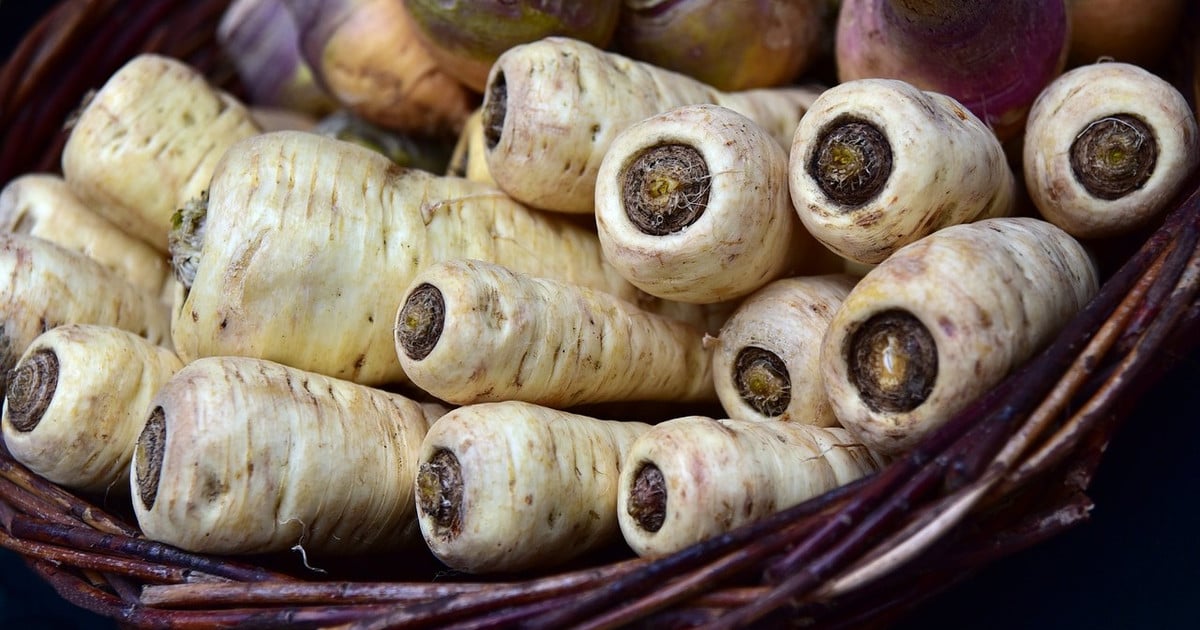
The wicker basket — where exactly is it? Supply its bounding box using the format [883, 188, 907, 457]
[1, 1, 1198, 628]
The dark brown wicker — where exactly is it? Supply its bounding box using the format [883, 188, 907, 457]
[2, 1, 1199, 628]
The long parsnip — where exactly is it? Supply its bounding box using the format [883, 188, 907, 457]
[395, 259, 716, 407]
[415, 401, 651, 573]
[2, 324, 183, 495]
[130, 356, 446, 555]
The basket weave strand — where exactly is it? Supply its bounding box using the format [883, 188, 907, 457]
[1, 1, 1199, 628]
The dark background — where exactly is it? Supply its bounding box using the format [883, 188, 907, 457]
[1, 2, 1197, 628]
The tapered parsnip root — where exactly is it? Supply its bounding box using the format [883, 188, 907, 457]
[395, 259, 716, 407]
[789, 78, 1016, 264]
[61, 54, 261, 252]
[595, 104, 837, 304]
[130, 356, 446, 555]
[711, 275, 858, 425]
[171, 131, 722, 386]
[482, 36, 825, 213]
[1023, 62, 1200, 238]
[1, 325, 183, 494]
[0, 174, 171, 297]
[821, 217, 1099, 457]
[617, 416, 884, 557]
[415, 401, 651, 573]
[445, 109, 497, 186]
[0, 233, 170, 395]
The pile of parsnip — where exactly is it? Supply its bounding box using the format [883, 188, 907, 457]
[1, 0, 1197, 576]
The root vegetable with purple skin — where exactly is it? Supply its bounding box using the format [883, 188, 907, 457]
[710, 274, 857, 426]
[820, 217, 1098, 457]
[2, 324, 184, 495]
[1023, 61, 1200, 239]
[617, 415, 884, 557]
[595, 104, 837, 304]
[482, 36, 825, 214]
[789, 78, 1016, 265]
[835, 0, 1069, 141]
[415, 401, 651, 573]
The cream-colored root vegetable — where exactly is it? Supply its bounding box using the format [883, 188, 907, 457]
[130, 356, 447, 555]
[595, 104, 837, 304]
[170, 131, 722, 387]
[1, 324, 183, 495]
[0, 233, 170, 394]
[789, 78, 1016, 264]
[617, 416, 884, 558]
[821, 217, 1099, 458]
[0, 174, 171, 297]
[415, 401, 651, 573]
[446, 108, 497, 187]
[710, 274, 858, 426]
[61, 54, 261, 252]
[1024, 61, 1200, 239]
[482, 36, 825, 213]
[395, 259, 716, 407]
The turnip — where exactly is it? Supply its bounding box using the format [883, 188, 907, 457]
[170, 131, 721, 387]
[835, 0, 1069, 141]
[0, 233, 170, 396]
[820, 217, 1098, 457]
[711, 274, 857, 426]
[595, 104, 837, 304]
[415, 401, 651, 573]
[1, 324, 183, 495]
[612, 0, 829, 91]
[482, 36, 826, 213]
[130, 356, 447, 555]
[788, 78, 1016, 264]
[395, 259, 716, 408]
[617, 415, 883, 557]
[1023, 62, 1200, 239]
[282, 0, 476, 136]
[60, 54, 261, 253]
[1067, 0, 1186, 68]
[0, 174, 171, 298]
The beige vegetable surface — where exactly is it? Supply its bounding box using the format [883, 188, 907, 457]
[821, 217, 1099, 457]
[415, 401, 651, 574]
[130, 356, 447, 555]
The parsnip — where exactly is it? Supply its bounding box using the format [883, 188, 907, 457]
[595, 104, 837, 304]
[61, 54, 261, 252]
[1024, 62, 1200, 239]
[0, 233, 170, 395]
[445, 109, 497, 187]
[130, 356, 446, 555]
[710, 275, 857, 426]
[789, 78, 1016, 264]
[0, 174, 171, 297]
[821, 217, 1099, 457]
[482, 36, 825, 213]
[1, 324, 183, 495]
[415, 401, 651, 573]
[617, 416, 883, 557]
[395, 259, 716, 407]
[170, 131, 722, 386]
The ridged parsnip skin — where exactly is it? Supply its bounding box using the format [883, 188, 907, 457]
[396, 259, 716, 407]
[1, 325, 183, 494]
[0, 233, 171, 392]
[617, 416, 883, 557]
[416, 401, 651, 573]
[130, 356, 446, 555]
[821, 218, 1099, 457]
[483, 37, 825, 213]
[789, 78, 1016, 264]
[595, 104, 823, 304]
[172, 131, 718, 386]
[712, 275, 857, 426]
[61, 54, 261, 252]
[1023, 62, 1200, 239]
[0, 174, 171, 297]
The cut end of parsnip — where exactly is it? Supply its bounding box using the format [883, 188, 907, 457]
[135, 408, 167, 511]
[482, 71, 507, 151]
[395, 283, 446, 362]
[620, 143, 711, 235]
[415, 448, 464, 538]
[626, 462, 667, 534]
[732, 346, 791, 418]
[809, 115, 893, 209]
[1069, 113, 1157, 201]
[4, 348, 59, 433]
[847, 310, 938, 414]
